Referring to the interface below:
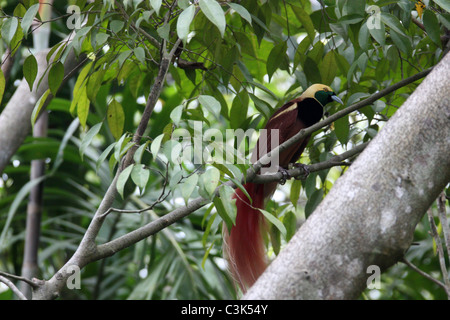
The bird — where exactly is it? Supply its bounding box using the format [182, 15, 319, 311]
[223, 84, 343, 292]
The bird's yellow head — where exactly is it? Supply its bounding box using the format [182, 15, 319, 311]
[302, 84, 343, 107]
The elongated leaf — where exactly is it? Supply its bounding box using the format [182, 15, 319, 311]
[1, 17, 19, 45]
[80, 122, 103, 160]
[150, 0, 162, 15]
[434, 0, 450, 12]
[266, 41, 287, 81]
[96, 142, 116, 173]
[423, 10, 441, 46]
[31, 89, 51, 127]
[320, 51, 337, 85]
[334, 114, 350, 145]
[213, 185, 236, 231]
[228, 3, 252, 24]
[230, 90, 249, 129]
[23, 54, 38, 91]
[390, 29, 411, 55]
[291, 5, 315, 42]
[380, 12, 408, 35]
[133, 141, 150, 164]
[199, 0, 226, 37]
[131, 164, 150, 189]
[170, 105, 184, 125]
[107, 100, 125, 140]
[150, 133, 164, 157]
[77, 86, 90, 129]
[134, 47, 146, 65]
[202, 167, 220, 197]
[198, 95, 221, 119]
[259, 209, 286, 237]
[48, 61, 65, 95]
[21, 3, 39, 37]
[181, 173, 199, 203]
[368, 21, 385, 46]
[177, 4, 195, 43]
[70, 62, 93, 115]
[117, 164, 134, 199]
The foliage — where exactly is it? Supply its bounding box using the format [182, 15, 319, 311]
[0, 0, 449, 299]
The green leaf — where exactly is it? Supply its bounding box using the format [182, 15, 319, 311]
[107, 99, 125, 140]
[133, 141, 150, 164]
[23, 55, 38, 91]
[291, 5, 315, 42]
[170, 105, 184, 125]
[134, 47, 146, 65]
[305, 189, 324, 218]
[334, 115, 350, 145]
[70, 62, 93, 115]
[259, 209, 286, 237]
[368, 21, 385, 46]
[48, 62, 65, 95]
[290, 179, 302, 208]
[319, 51, 337, 85]
[434, 0, 450, 12]
[380, 12, 408, 35]
[423, 10, 441, 46]
[21, 3, 39, 37]
[390, 29, 411, 55]
[181, 173, 199, 203]
[202, 167, 220, 197]
[358, 22, 370, 51]
[199, 0, 226, 37]
[31, 89, 51, 128]
[131, 164, 150, 190]
[198, 95, 221, 120]
[213, 185, 236, 231]
[266, 41, 288, 81]
[117, 164, 134, 199]
[338, 14, 364, 24]
[96, 142, 116, 173]
[86, 68, 106, 101]
[283, 211, 297, 241]
[303, 57, 321, 84]
[150, 0, 162, 15]
[2, 17, 19, 45]
[77, 86, 90, 130]
[80, 122, 103, 160]
[177, 4, 195, 43]
[230, 90, 249, 129]
[228, 3, 252, 25]
[150, 133, 165, 157]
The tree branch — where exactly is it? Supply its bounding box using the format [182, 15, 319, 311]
[0, 276, 27, 300]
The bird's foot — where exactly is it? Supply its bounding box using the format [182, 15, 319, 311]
[277, 166, 291, 185]
[289, 163, 310, 180]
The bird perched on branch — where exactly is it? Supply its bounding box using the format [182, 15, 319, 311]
[223, 84, 343, 292]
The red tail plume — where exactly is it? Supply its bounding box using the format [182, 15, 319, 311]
[223, 182, 267, 292]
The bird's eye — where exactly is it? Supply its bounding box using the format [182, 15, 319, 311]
[323, 87, 329, 92]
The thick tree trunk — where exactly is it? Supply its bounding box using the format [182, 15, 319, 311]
[244, 54, 450, 299]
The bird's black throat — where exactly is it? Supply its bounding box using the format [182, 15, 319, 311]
[296, 98, 324, 127]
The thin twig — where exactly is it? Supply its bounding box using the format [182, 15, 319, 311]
[0, 276, 27, 300]
[401, 258, 449, 295]
[0, 270, 38, 288]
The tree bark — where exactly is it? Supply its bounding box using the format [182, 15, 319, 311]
[0, 47, 79, 174]
[243, 53, 450, 300]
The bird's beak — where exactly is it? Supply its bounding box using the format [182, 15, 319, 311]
[331, 95, 344, 105]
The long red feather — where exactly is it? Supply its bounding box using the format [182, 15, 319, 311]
[223, 182, 267, 291]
